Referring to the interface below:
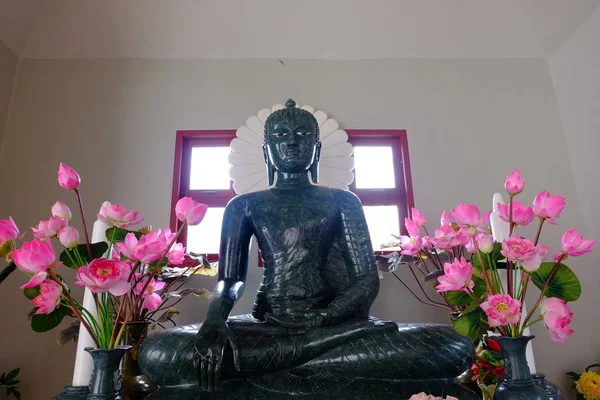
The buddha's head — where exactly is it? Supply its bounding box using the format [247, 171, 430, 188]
[263, 99, 321, 185]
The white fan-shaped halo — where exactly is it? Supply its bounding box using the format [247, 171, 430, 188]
[229, 104, 355, 194]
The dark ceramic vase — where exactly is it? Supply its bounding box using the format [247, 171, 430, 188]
[120, 322, 158, 400]
[493, 336, 548, 400]
[85, 346, 131, 400]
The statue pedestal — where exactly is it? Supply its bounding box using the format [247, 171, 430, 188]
[51, 385, 89, 400]
[146, 378, 478, 399]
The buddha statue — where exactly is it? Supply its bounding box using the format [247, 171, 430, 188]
[139, 100, 476, 399]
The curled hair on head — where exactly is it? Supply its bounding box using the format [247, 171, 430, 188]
[264, 99, 320, 143]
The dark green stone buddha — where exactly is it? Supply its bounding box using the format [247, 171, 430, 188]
[138, 100, 476, 399]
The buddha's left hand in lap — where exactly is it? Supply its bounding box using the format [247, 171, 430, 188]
[264, 309, 328, 329]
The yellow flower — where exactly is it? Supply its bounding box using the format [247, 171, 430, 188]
[577, 371, 600, 400]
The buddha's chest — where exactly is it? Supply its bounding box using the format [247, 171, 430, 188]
[248, 193, 338, 254]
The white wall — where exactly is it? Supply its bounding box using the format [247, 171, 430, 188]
[0, 40, 18, 151]
[0, 57, 591, 398]
[549, 10, 600, 398]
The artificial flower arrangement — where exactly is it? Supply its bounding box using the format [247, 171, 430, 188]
[0, 163, 215, 349]
[567, 364, 600, 400]
[471, 336, 504, 396]
[382, 169, 595, 343]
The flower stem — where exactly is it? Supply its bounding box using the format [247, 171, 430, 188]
[391, 271, 453, 311]
[520, 256, 565, 329]
[74, 189, 92, 261]
[507, 195, 514, 298]
[475, 247, 495, 295]
[47, 269, 99, 347]
[533, 219, 545, 246]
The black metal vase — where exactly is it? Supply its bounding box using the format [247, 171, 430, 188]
[493, 336, 548, 400]
[85, 346, 131, 400]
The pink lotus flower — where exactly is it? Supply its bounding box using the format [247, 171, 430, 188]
[51, 201, 72, 221]
[32, 216, 67, 239]
[404, 218, 421, 237]
[116, 229, 175, 264]
[541, 297, 574, 344]
[501, 235, 547, 272]
[476, 233, 494, 254]
[497, 201, 535, 227]
[399, 235, 423, 256]
[12, 238, 58, 284]
[0, 217, 19, 244]
[553, 229, 595, 260]
[504, 169, 524, 196]
[533, 190, 566, 224]
[175, 197, 208, 226]
[57, 163, 81, 190]
[58, 226, 79, 249]
[167, 242, 185, 265]
[409, 394, 458, 400]
[31, 280, 62, 315]
[430, 226, 469, 250]
[98, 202, 144, 228]
[440, 211, 452, 227]
[436, 257, 474, 293]
[75, 258, 131, 296]
[480, 294, 521, 327]
[411, 208, 426, 226]
[451, 204, 491, 237]
[135, 277, 166, 311]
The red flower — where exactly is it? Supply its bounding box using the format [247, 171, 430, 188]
[487, 338, 501, 352]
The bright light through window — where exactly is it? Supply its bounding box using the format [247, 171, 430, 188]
[354, 146, 396, 189]
[190, 147, 231, 190]
[186, 207, 225, 255]
[363, 206, 400, 250]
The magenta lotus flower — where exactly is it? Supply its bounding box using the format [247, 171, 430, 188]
[98, 202, 144, 228]
[541, 297, 574, 344]
[501, 235, 548, 272]
[533, 190, 566, 224]
[167, 242, 185, 265]
[411, 208, 426, 226]
[175, 197, 208, 226]
[31, 280, 62, 315]
[58, 226, 79, 249]
[497, 201, 535, 227]
[75, 258, 131, 296]
[430, 225, 469, 250]
[0, 217, 19, 244]
[32, 216, 67, 239]
[553, 229, 595, 260]
[12, 238, 57, 275]
[399, 235, 423, 256]
[504, 169, 524, 196]
[404, 218, 420, 237]
[436, 257, 474, 293]
[51, 201, 72, 221]
[57, 163, 81, 190]
[440, 211, 452, 227]
[135, 277, 166, 311]
[451, 204, 491, 237]
[480, 294, 521, 327]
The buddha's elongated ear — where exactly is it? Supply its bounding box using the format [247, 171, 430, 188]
[310, 142, 322, 184]
[262, 144, 275, 186]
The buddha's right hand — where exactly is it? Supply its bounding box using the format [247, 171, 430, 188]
[193, 320, 240, 392]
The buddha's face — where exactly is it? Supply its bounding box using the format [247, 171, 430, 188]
[265, 114, 319, 173]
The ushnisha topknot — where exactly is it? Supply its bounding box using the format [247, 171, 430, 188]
[263, 99, 320, 142]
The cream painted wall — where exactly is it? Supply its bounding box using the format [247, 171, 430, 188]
[0, 40, 18, 152]
[0, 58, 592, 398]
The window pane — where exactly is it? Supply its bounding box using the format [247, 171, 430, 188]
[363, 206, 400, 249]
[186, 207, 225, 254]
[353, 146, 395, 189]
[190, 147, 231, 190]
